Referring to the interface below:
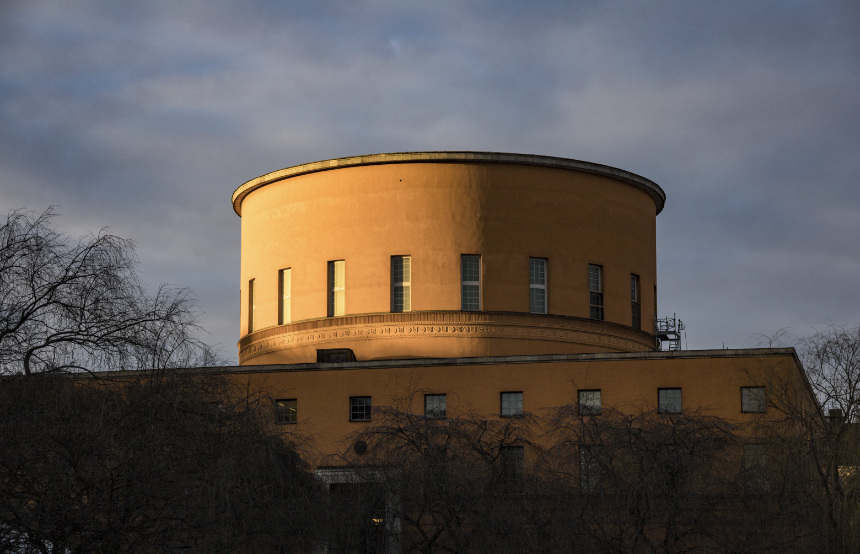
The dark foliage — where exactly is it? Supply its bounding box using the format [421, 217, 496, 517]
[0, 375, 321, 553]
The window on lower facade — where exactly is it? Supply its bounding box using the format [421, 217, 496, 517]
[461, 255, 481, 311]
[205, 402, 225, 425]
[578, 389, 602, 416]
[743, 444, 767, 471]
[580, 445, 601, 493]
[589, 264, 603, 320]
[630, 273, 641, 330]
[660, 444, 687, 489]
[247, 278, 256, 333]
[741, 386, 767, 413]
[328, 260, 345, 317]
[743, 443, 768, 491]
[279, 268, 291, 325]
[529, 257, 547, 314]
[275, 398, 297, 424]
[500, 446, 524, 494]
[424, 394, 447, 419]
[424, 445, 449, 497]
[390, 255, 412, 312]
[500, 391, 523, 417]
[350, 396, 372, 422]
[658, 388, 682, 413]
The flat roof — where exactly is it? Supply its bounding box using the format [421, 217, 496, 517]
[91, 347, 799, 378]
[231, 151, 667, 216]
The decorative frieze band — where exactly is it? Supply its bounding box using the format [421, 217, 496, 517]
[239, 311, 654, 363]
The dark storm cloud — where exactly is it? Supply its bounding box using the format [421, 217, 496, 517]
[1, 0, 858, 359]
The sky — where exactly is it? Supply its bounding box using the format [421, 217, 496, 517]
[1, 0, 858, 363]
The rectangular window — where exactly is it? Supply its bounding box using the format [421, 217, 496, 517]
[424, 445, 449, 496]
[529, 257, 547, 314]
[630, 274, 641, 330]
[589, 264, 604, 320]
[654, 285, 658, 326]
[278, 268, 291, 325]
[741, 386, 767, 413]
[578, 389, 602, 416]
[424, 394, 447, 420]
[350, 396, 372, 422]
[500, 446, 524, 494]
[328, 260, 345, 317]
[500, 391, 523, 417]
[743, 444, 767, 471]
[580, 445, 601, 493]
[391, 256, 412, 312]
[660, 444, 686, 488]
[461, 255, 481, 311]
[275, 399, 297, 424]
[658, 388, 682, 413]
[248, 278, 256, 333]
[743, 443, 768, 491]
[205, 402, 224, 424]
[317, 348, 356, 363]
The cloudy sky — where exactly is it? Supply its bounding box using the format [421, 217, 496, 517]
[2, 1, 858, 363]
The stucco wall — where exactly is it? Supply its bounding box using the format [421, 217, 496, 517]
[234, 153, 664, 363]
[222, 350, 809, 461]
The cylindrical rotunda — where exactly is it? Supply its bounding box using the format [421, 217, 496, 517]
[232, 152, 665, 364]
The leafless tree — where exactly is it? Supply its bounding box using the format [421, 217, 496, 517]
[0, 207, 220, 376]
[0, 373, 322, 553]
[327, 390, 836, 553]
[542, 405, 756, 552]
[753, 324, 860, 553]
[336, 393, 543, 553]
[800, 324, 860, 423]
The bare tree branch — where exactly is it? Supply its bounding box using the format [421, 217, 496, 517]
[0, 208, 222, 375]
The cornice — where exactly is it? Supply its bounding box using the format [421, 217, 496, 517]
[231, 151, 666, 216]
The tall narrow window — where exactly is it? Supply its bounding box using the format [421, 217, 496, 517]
[589, 264, 603, 320]
[631, 273, 641, 330]
[328, 260, 345, 317]
[580, 446, 601, 493]
[660, 444, 686, 489]
[424, 445, 448, 497]
[391, 256, 411, 312]
[500, 446, 524, 494]
[529, 257, 547, 314]
[247, 278, 256, 333]
[743, 444, 768, 491]
[461, 255, 481, 311]
[654, 285, 658, 326]
[278, 268, 291, 325]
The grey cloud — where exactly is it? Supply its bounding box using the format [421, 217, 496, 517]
[2, 0, 858, 361]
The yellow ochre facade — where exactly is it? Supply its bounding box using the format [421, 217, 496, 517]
[233, 152, 664, 365]
[229, 152, 816, 461]
[224, 349, 807, 460]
